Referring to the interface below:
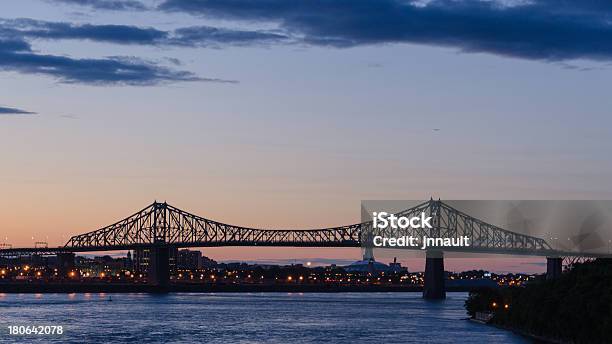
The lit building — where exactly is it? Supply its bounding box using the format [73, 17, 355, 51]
[177, 249, 203, 270]
[133, 248, 177, 274]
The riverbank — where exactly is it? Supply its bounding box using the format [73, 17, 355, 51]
[470, 319, 567, 344]
[0, 282, 480, 293]
[465, 259, 612, 344]
[0, 282, 414, 293]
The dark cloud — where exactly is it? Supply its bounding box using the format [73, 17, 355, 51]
[171, 26, 289, 47]
[0, 105, 36, 115]
[0, 18, 262, 85]
[51, 0, 147, 11]
[0, 37, 225, 85]
[536, 0, 612, 14]
[158, 0, 612, 61]
[1, 18, 289, 47]
[2, 19, 167, 45]
[0, 39, 32, 52]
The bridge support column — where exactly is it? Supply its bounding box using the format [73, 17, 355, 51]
[56, 253, 75, 278]
[546, 257, 562, 280]
[423, 250, 445, 300]
[149, 245, 170, 289]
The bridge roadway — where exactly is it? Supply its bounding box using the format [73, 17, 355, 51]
[1, 200, 608, 298]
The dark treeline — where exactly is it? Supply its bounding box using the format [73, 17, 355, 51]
[465, 259, 612, 344]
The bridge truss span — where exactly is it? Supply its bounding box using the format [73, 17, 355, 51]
[0, 199, 602, 258]
[367, 200, 554, 256]
[65, 202, 363, 250]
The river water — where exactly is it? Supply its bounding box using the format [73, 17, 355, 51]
[0, 292, 527, 343]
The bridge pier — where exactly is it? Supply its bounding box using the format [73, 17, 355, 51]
[56, 253, 75, 278]
[148, 245, 170, 289]
[423, 250, 445, 300]
[546, 257, 563, 280]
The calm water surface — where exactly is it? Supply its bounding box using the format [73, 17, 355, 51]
[0, 292, 528, 343]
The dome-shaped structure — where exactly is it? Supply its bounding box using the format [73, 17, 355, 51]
[344, 258, 393, 273]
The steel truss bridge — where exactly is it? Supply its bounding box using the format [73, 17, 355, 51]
[0, 199, 604, 259]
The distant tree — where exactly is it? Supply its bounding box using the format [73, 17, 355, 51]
[465, 259, 612, 344]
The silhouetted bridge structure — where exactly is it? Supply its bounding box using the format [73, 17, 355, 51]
[1, 200, 607, 298]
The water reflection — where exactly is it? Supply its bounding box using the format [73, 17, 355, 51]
[0, 292, 527, 343]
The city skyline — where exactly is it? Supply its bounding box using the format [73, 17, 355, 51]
[2, 0, 612, 273]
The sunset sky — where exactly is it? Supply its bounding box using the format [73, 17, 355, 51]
[2, 0, 612, 273]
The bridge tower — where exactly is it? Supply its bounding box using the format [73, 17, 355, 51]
[148, 242, 170, 289]
[423, 200, 445, 299]
[423, 250, 445, 299]
[546, 256, 562, 280]
[362, 246, 374, 261]
[147, 202, 171, 289]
